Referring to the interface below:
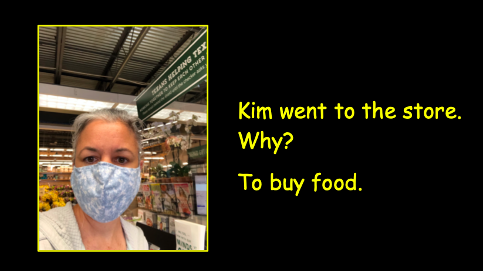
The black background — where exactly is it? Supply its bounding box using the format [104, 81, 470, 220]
[32, 3, 482, 271]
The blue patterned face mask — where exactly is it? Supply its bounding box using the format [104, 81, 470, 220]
[71, 161, 141, 223]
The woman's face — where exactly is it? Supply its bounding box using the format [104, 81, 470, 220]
[75, 120, 143, 169]
[178, 189, 186, 199]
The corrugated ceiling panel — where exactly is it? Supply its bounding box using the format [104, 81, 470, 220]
[38, 26, 206, 104]
[110, 84, 138, 95]
[60, 75, 98, 90]
[39, 27, 57, 68]
[117, 62, 155, 82]
[151, 28, 205, 81]
[108, 27, 144, 78]
[63, 27, 125, 76]
[118, 27, 192, 81]
[39, 72, 55, 84]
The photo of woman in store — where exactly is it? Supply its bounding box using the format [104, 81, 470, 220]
[39, 108, 149, 250]
[176, 186, 191, 217]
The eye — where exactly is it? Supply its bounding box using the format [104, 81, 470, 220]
[116, 157, 128, 164]
[83, 156, 97, 164]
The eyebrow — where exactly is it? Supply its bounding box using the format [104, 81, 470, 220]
[114, 148, 135, 157]
[79, 146, 98, 153]
[79, 147, 135, 157]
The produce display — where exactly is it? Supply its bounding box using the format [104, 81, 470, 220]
[39, 184, 76, 212]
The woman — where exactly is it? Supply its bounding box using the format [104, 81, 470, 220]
[177, 186, 191, 217]
[39, 108, 149, 250]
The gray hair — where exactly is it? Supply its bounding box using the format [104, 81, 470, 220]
[71, 108, 144, 163]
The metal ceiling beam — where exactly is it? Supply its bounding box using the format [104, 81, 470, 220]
[105, 27, 150, 92]
[40, 39, 159, 66]
[39, 66, 149, 87]
[54, 27, 67, 84]
[96, 27, 133, 90]
[130, 28, 201, 96]
[39, 123, 74, 131]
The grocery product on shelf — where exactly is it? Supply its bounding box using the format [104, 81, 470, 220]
[169, 217, 176, 235]
[157, 214, 169, 232]
[141, 184, 152, 210]
[136, 192, 145, 208]
[149, 175, 156, 182]
[173, 183, 191, 217]
[144, 210, 157, 229]
[150, 183, 163, 212]
[160, 184, 177, 215]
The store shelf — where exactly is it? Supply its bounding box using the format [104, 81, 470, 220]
[137, 207, 190, 220]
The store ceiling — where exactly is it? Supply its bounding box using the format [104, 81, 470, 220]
[39, 26, 206, 102]
[39, 26, 207, 150]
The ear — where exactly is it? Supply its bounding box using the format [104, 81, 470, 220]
[139, 159, 144, 169]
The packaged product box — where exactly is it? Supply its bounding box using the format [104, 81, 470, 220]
[144, 210, 157, 228]
[157, 214, 169, 232]
[169, 217, 176, 235]
[150, 183, 163, 212]
[159, 184, 177, 215]
[141, 184, 152, 210]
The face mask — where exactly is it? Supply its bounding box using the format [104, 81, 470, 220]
[71, 161, 141, 223]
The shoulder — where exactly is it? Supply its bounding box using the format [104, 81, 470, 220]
[121, 217, 149, 250]
[39, 203, 82, 250]
[39, 229, 54, 250]
[39, 203, 73, 222]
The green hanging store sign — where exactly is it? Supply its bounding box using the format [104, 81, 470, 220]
[187, 145, 206, 159]
[135, 29, 207, 121]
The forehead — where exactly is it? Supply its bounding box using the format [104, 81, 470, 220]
[76, 119, 138, 150]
